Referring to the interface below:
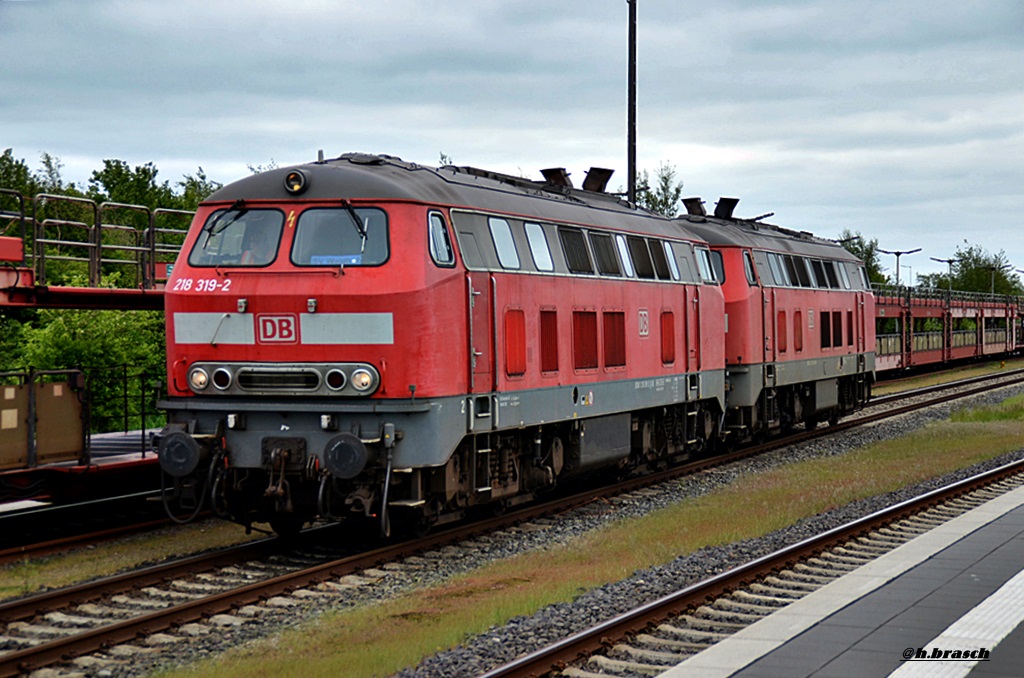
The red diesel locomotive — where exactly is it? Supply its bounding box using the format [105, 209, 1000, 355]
[682, 202, 875, 439]
[156, 153, 874, 535]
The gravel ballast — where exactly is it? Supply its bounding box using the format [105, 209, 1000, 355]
[124, 382, 1024, 678]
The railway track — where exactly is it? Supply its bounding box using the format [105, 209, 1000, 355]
[2, 371, 1023, 676]
[481, 459, 1024, 678]
[4, 367, 1018, 567]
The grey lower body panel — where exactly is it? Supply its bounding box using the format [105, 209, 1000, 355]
[160, 368, 726, 470]
[727, 353, 875, 408]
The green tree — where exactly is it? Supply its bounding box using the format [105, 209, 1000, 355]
[87, 159, 175, 208]
[636, 162, 684, 217]
[176, 168, 222, 210]
[836, 229, 886, 284]
[918, 242, 1023, 295]
[34, 152, 82, 195]
[18, 308, 166, 431]
[0, 148, 36, 196]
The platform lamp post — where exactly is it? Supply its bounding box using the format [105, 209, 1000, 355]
[984, 264, 1012, 295]
[626, 0, 637, 204]
[878, 248, 921, 287]
[930, 256, 957, 294]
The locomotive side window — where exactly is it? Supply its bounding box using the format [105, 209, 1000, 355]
[823, 261, 840, 288]
[709, 250, 725, 283]
[291, 207, 388, 266]
[628, 236, 655, 279]
[428, 211, 455, 266]
[821, 311, 832, 348]
[664, 242, 681, 280]
[488, 217, 520, 269]
[559, 227, 594, 274]
[589, 232, 622, 276]
[786, 255, 811, 287]
[838, 263, 852, 289]
[778, 310, 788, 352]
[189, 208, 284, 267]
[524, 222, 554, 271]
[833, 311, 843, 348]
[649, 239, 672, 280]
[615, 235, 635, 277]
[695, 247, 717, 284]
[794, 310, 804, 351]
[767, 252, 788, 286]
[811, 260, 828, 288]
[743, 252, 758, 286]
[669, 242, 699, 283]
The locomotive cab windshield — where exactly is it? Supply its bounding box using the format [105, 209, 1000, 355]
[189, 208, 284, 267]
[290, 207, 388, 266]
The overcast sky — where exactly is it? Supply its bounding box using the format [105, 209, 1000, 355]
[3, 0, 1022, 278]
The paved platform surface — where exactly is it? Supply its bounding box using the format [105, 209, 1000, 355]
[664, 479, 1024, 677]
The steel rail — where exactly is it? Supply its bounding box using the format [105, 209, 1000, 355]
[480, 457, 1024, 678]
[2, 371, 1023, 676]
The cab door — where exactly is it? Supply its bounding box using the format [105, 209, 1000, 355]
[467, 272, 494, 394]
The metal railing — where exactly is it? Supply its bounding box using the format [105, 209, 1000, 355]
[871, 282, 1024, 308]
[0, 189, 192, 288]
[0, 365, 164, 472]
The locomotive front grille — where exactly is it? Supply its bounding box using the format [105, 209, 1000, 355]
[237, 369, 321, 391]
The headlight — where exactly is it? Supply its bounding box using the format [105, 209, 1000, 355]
[189, 368, 210, 391]
[350, 368, 374, 392]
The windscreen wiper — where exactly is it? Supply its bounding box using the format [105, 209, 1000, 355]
[341, 200, 368, 253]
[205, 200, 248, 236]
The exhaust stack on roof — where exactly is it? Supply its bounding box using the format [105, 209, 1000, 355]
[582, 167, 614, 193]
[683, 197, 706, 216]
[540, 167, 572, 188]
[715, 197, 740, 219]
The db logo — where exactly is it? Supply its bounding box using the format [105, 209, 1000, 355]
[257, 314, 299, 344]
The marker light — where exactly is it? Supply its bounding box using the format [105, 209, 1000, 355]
[284, 170, 308, 195]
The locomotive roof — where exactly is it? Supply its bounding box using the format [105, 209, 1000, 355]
[679, 213, 861, 262]
[206, 152, 707, 243]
